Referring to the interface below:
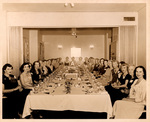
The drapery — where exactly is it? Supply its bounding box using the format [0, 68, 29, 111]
[9, 26, 23, 77]
[119, 26, 136, 65]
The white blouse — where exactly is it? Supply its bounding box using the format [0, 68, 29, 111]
[129, 79, 146, 104]
[20, 73, 34, 89]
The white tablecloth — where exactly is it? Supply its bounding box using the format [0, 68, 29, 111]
[22, 90, 112, 119]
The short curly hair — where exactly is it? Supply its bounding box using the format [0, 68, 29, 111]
[2, 63, 13, 74]
[20, 62, 30, 73]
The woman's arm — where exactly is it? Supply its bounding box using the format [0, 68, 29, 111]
[2, 83, 20, 93]
[17, 80, 23, 92]
[112, 80, 128, 89]
[20, 74, 26, 88]
[118, 79, 129, 88]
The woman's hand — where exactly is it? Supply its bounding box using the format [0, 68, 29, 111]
[113, 85, 120, 89]
[121, 89, 125, 93]
[18, 86, 23, 92]
[14, 85, 22, 91]
[111, 83, 120, 89]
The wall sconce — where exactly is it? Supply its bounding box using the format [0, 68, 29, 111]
[89, 45, 94, 49]
[58, 45, 63, 49]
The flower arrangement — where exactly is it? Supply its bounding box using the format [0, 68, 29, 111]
[64, 80, 72, 94]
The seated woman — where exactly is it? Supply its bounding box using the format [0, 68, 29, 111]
[70, 57, 76, 66]
[127, 64, 136, 88]
[39, 60, 44, 74]
[87, 57, 95, 73]
[97, 59, 112, 86]
[41, 60, 51, 78]
[46, 59, 54, 73]
[20, 62, 34, 96]
[105, 60, 121, 105]
[111, 63, 131, 104]
[59, 57, 63, 65]
[31, 61, 42, 84]
[83, 57, 89, 69]
[77, 57, 83, 66]
[2, 63, 23, 118]
[55, 58, 60, 68]
[93, 58, 100, 77]
[64, 57, 70, 66]
[122, 64, 136, 96]
[98, 58, 105, 75]
[119, 61, 125, 72]
[112, 66, 146, 119]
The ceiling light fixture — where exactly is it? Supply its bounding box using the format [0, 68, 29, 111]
[72, 28, 77, 38]
[70, 3, 74, 8]
[64, 3, 68, 7]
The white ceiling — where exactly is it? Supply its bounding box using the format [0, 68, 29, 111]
[3, 3, 146, 12]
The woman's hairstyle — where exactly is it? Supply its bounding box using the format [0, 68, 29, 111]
[31, 61, 40, 73]
[100, 58, 105, 65]
[128, 64, 135, 68]
[121, 63, 128, 70]
[2, 63, 13, 74]
[104, 59, 108, 62]
[134, 65, 146, 80]
[32, 61, 40, 68]
[20, 62, 30, 73]
[112, 60, 119, 67]
[100, 58, 104, 61]
[119, 61, 125, 65]
[43, 60, 47, 62]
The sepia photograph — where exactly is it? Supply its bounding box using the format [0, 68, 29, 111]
[0, 0, 149, 121]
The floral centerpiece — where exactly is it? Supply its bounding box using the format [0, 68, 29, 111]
[64, 80, 72, 94]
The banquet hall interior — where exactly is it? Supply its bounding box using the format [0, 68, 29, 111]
[0, 0, 149, 120]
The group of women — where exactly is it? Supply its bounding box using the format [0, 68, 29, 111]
[2, 56, 146, 119]
[2, 58, 62, 119]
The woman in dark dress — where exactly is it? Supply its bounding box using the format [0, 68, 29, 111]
[2, 63, 23, 118]
[46, 59, 55, 73]
[105, 60, 121, 105]
[127, 64, 136, 90]
[41, 60, 51, 78]
[111, 63, 131, 104]
[31, 61, 41, 83]
[93, 58, 100, 77]
[64, 57, 70, 66]
[98, 58, 105, 75]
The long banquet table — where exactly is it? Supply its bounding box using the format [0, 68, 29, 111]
[22, 66, 112, 119]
